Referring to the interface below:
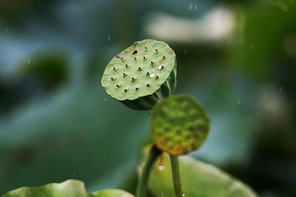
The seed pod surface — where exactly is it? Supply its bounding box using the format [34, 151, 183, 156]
[101, 39, 177, 110]
[151, 95, 210, 155]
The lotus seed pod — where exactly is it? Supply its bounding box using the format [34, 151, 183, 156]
[150, 95, 210, 156]
[101, 39, 177, 110]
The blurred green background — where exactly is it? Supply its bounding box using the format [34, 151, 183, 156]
[0, 0, 296, 196]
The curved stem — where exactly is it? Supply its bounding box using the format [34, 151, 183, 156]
[170, 155, 183, 197]
[136, 145, 161, 197]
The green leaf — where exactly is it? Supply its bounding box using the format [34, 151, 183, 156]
[2, 180, 134, 197]
[148, 154, 257, 197]
[89, 190, 134, 197]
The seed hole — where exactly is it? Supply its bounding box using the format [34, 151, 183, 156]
[132, 50, 138, 55]
[158, 65, 164, 70]
[146, 83, 150, 87]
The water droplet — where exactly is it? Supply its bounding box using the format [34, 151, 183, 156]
[280, 86, 282, 91]
[5, 27, 9, 32]
[194, 4, 197, 11]
[73, 172, 76, 177]
[75, 159, 78, 164]
[238, 99, 241, 104]
[182, 193, 185, 196]
[28, 58, 31, 64]
[150, 73, 156, 77]
[104, 98, 108, 101]
[158, 165, 164, 170]
[184, 49, 188, 54]
[108, 35, 111, 40]
[158, 66, 164, 70]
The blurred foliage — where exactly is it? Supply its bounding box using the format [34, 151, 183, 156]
[19, 52, 69, 91]
[232, 1, 296, 79]
[0, 0, 57, 25]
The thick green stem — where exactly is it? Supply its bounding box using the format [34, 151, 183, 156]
[170, 155, 183, 197]
[136, 145, 161, 197]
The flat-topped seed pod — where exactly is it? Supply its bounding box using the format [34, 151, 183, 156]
[150, 95, 210, 156]
[101, 39, 177, 110]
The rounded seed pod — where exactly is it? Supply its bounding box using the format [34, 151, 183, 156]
[101, 39, 177, 110]
[150, 95, 210, 156]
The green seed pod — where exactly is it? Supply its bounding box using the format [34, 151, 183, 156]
[150, 95, 210, 156]
[101, 39, 177, 110]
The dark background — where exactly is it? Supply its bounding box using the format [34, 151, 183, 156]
[0, 0, 296, 196]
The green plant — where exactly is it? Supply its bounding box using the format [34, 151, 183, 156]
[2, 180, 133, 197]
[150, 95, 210, 197]
[1, 39, 257, 197]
